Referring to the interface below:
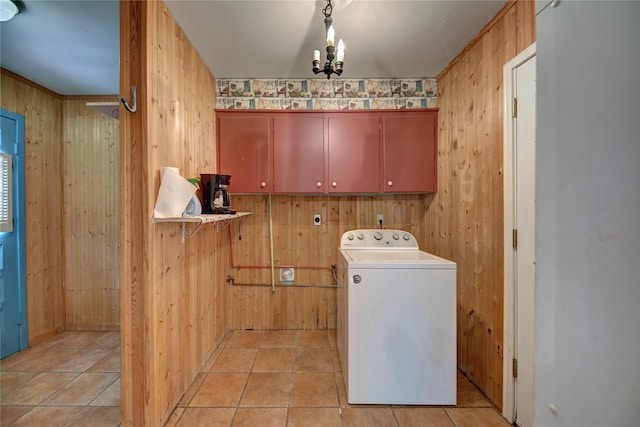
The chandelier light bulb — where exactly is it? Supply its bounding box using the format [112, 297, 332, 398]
[326, 25, 335, 47]
[337, 39, 345, 62]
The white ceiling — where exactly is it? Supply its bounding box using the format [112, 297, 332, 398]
[0, 0, 507, 96]
[0, 0, 120, 95]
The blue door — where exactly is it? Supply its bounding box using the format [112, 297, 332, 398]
[0, 109, 27, 359]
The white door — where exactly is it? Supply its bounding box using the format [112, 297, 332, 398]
[503, 43, 536, 427]
[514, 53, 536, 427]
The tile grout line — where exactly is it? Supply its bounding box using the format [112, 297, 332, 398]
[169, 334, 229, 424]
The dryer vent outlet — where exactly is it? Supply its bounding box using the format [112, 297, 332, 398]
[279, 267, 295, 285]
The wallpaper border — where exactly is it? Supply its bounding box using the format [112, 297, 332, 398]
[216, 78, 437, 110]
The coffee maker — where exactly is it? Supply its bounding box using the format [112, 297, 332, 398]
[200, 173, 236, 214]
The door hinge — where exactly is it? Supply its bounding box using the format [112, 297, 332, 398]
[512, 358, 518, 378]
[512, 229, 518, 249]
[512, 97, 517, 118]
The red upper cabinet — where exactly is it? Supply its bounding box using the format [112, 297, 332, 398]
[327, 114, 381, 193]
[382, 111, 437, 193]
[216, 109, 438, 195]
[272, 114, 325, 193]
[217, 112, 271, 193]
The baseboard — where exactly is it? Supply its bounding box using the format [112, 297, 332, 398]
[29, 325, 65, 347]
[65, 323, 120, 332]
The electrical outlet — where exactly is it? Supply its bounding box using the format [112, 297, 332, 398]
[314, 214, 321, 226]
[376, 213, 384, 224]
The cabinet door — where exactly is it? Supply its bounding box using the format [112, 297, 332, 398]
[327, 115, 381, 193]
[383, 112, 437, 192]
[273, 115, 325, 193]
[217, 113, 271, 193]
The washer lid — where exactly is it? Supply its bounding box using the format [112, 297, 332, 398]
[340, 249, 456, 269]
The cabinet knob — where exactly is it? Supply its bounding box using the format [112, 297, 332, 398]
[332, 182, 337, 187]
[387, 180, 393, 186]
[261, 182, 266, 188]
[316, 181, 322, 187]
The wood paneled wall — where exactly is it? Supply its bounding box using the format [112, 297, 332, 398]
[1, 70, 66, 345]
[63, 99, 120, 330]
[120, 2, 222, 425]
[226, 194, 432, 330]
[430, 0, 535, 408]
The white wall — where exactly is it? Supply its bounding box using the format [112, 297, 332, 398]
[535, 2, 640, 426]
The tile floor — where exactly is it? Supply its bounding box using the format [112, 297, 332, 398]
[1, 330, 512, 427]
[0, 331, 121, 426]
[165, 329, 511, 427]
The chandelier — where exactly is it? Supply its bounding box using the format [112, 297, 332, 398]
[312, 0, 345, 79]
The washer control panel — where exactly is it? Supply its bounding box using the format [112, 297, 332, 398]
[340, 229, 418, 249]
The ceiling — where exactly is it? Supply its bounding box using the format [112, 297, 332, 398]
[0, 0, 507, 96]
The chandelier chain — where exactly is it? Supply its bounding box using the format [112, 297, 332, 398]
[322, 0, 333, 19]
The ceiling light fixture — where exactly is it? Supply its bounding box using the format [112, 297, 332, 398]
[312, 0, 345, 80]
[0, 0, 25, 22]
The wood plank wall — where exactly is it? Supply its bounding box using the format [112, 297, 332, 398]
[430, 0, 536, 409]
[1, 70, 66, 345]
[119, 1, 145, 424]
[63, 99, 120, 330]
[225, 194, 431, 330]
[120, 2, 223, 425]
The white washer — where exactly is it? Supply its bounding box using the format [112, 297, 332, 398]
[337, 229, 457, 405]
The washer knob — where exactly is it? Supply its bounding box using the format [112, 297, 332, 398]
[403, 233, 411, 241]
[374, 232, 383, 240]
[392, 233, 400, 240]
[357, 233, 365, 240]
[347, 234, 354, 240]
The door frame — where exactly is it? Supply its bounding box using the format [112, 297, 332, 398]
[502, 42, 536, 423]
[0, 108, 28, 355]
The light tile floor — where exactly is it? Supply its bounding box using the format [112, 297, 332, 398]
[165, 329, 512, 427]
[0, 331, 121, 426]
[1, 330, 512, 427]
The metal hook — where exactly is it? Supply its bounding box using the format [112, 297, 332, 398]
[121, 85, 137, 113]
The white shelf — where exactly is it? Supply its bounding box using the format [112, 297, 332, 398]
[86, 101, 120, 119]
[153, 212, 251, 242]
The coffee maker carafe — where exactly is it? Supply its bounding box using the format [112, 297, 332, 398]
[200, 173, 236, 214]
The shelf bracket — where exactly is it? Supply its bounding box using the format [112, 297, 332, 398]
[182, 222, 206, 243]
[154, 213, 251, 243]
